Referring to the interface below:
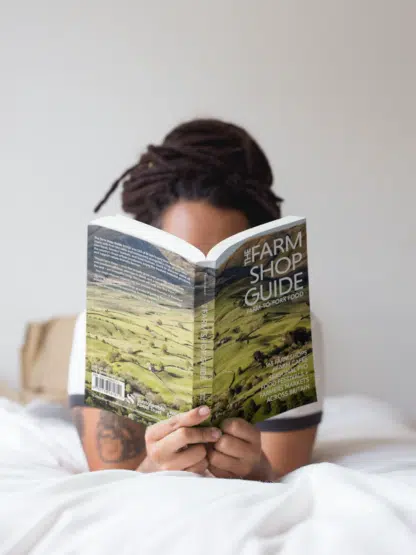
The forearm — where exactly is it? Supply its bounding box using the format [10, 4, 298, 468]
[246, 451, 279, 482]
[260, 426, 318, 478]
[72, 407, 147, 471]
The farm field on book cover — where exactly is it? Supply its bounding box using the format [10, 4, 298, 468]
[86, 226, 196, 424]
[210, 223, 317, 425]
[85, 222, 317, 426]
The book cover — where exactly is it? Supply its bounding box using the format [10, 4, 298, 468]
[209, 222, 316, 426]
[85, 217, 317, 426]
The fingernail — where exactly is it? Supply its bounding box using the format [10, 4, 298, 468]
[212, 428, 222, 440]
[198, 406, 210, 416]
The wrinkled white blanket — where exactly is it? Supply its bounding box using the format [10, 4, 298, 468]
[0, 395, 415, 554]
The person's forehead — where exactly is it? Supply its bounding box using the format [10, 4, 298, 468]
[162, 200, 247, 227]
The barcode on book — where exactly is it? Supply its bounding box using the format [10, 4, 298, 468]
[92, 373, 125, 400]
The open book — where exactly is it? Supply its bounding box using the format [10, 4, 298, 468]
[85, 214, 318, 426]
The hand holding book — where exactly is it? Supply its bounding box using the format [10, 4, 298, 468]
[137, 406, 220, 475]
[207, 417, 270, 480]
[138, 405, 274, 481]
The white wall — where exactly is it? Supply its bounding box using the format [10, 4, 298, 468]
[1, 1, 415, 416]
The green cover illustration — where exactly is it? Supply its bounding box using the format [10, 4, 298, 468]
[85, 220, 317, 426]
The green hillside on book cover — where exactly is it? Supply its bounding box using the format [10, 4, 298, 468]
[209, 223, 316, 425]
[85, 222, 317, 426]
[85, 225, 196, 424]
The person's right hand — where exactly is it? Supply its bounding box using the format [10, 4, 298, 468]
[137, 406, 221, 475]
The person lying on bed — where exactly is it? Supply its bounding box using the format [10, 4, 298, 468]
[68, 118, 323, 481]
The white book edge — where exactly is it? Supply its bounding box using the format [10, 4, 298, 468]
[207, 215, 305, 261]
[89, 214, 306, 265]
[90, 214, 204, 263]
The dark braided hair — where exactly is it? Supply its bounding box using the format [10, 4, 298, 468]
[94, 118, 283, 227]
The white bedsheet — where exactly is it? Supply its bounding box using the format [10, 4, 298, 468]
[0, 395, 415, 554]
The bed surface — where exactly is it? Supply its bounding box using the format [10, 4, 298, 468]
[0, 393, 415, 554]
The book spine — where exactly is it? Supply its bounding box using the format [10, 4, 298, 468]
[193, 265, 215, 413]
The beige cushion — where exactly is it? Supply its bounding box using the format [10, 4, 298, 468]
[20, 316, 77, 405]
[0, 381, 21, 402]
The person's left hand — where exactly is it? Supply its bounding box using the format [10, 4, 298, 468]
[207, 418, 272, 481]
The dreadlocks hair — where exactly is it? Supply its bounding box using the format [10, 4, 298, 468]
[94, 118, 283, 227]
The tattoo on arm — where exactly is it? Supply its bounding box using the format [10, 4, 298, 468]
[96, 411, 146, 463]
[72, 407, 85, 442]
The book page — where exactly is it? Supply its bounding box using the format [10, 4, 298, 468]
[91, 214, 204, 264]
[211, 222, 318, 425]
[207, 215, 302, 262]
[85, 225, 196, 425]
